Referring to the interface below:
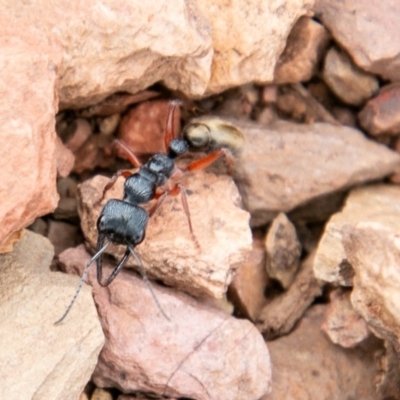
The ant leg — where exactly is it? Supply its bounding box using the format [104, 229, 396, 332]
[164, 100, 181, 152]
[128, 245, 170, 321]
[148, 191, 168, 217]
[185, 148, 235, 174]
[98, 170, 133, 204]
[54, 240, 111, 325]
[97, 139, 143, 204]
[114, 139, 142, 168]
[98, 247, 131, 287]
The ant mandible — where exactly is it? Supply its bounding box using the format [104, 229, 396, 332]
[55, 100, 233, 324]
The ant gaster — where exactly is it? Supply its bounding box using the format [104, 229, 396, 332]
[55, 100, 232, 324]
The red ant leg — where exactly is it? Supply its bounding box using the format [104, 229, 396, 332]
[164, 100, 181, 152]
[114, 139, 142, 168]
[150, 183, 199, 248]
[97, 140, 143, 204]
[185, 148, 235, 174]
[98, 170, 133, 203]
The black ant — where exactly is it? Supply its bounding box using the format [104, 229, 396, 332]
[55, 100, 235, 324]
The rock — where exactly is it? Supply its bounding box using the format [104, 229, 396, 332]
[314, 184, 400, 286]
[376, 341, 400, 399]
[118, 99, 180, 157]
[54, 177, 79, 221]
[228, 231, 268, 321]
[79, 91, 160, 118]
[321, 288, 370, 348]
[274, 17, 330, 84]
[62, 118, 93, 153]
[0, 29, 60, 247]
[78, 170, 252, 299]
[196, 0, 314, 95]
[342, 199, 400, 350]
[2, 1, 313, 108]
[262, 305, 382, 400]
[98, 114, 121, 136]
[0, 230, 104, 400]
[265, 213, 301, 289]
[55, 136, 75, 178]
[233, 120, 400, 227]
[359, 83, 400, 136]
[322, 46, 379, 106]
[59, 246, 272, 400]
[314, 0, 400, 82]
[47, 220, 82, 256]
[276, 83, 339, 124]
[257, 251, 323, 339]
[73, 132, 115, 174]
[91, 387, 113, 400]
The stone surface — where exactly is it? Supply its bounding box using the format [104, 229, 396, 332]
[233, 120, 400, 227]
[314, 184, 400, 286]
[0, 230, 104, 400]
[47, 220, 81, 255]
[274, 17, 330, 84]
[265, 213, 301, 289]
[322, 46, 379, 106]
[118, 99, 180, 157]
[314, 0, 400, 82]
[321, 288, 370, 348]
[55, 136, 75, 178]
[59, 246, 271, 400]
[2, 1, 313, 109]
[276, 83, 339, 124]
[228, 231, 268, 321]
[359, 83, 400, 136]
[262, 305, 382, 400]
[78, 170, 252, 298]
[0, 29, 60, 247]
[342, 203, 400, 351]
[257, 251, 323, 339]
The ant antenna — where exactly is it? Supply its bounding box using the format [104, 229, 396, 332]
[128, 245, 170, 321]
[54, 242, 111, 325]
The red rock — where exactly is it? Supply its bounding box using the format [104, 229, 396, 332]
[118, 99, 180, 158]
[58, 245, 272, 400]
[359, 83, 400, 136]
[64, 118, 93, 152]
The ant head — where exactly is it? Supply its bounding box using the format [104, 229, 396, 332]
[97, 199, 148, 246]
[168, 138, 188, 159]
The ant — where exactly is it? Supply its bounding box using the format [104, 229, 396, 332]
[55, 100, 235, 324]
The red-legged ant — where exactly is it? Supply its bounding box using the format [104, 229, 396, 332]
[55, 100, 236, 324]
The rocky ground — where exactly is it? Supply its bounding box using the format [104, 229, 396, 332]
[1, 0, 400, 399]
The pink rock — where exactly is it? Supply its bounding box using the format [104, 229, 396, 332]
[78, 170, 252, 299]
[0, 29, 61, 247]
[55, 136, 75, 178]
[263, 305, 382, 400]
[59, 246, 272, 400]
[314, 0, 400, 81]
[228, 231, 268, 321]
[321, 288, 370, 348]
[274, 17, 330, 84]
